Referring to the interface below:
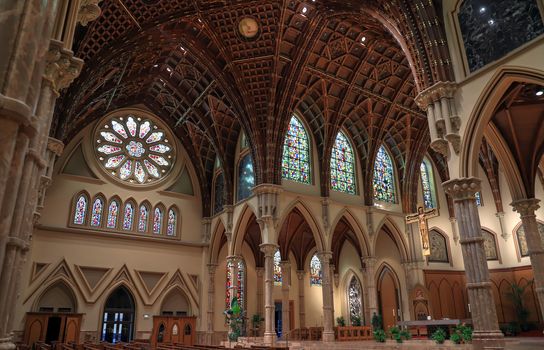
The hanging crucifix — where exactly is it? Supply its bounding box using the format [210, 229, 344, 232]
[406, 206, 438, 256]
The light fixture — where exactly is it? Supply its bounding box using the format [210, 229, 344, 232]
[488, 19, 494, 25]
[361, 36, 366, 43]
[166, 67, 172, 73]
[302, 7, 307, 14]
[153, 64, 158, 68]
[537, 90, 544, 96]
[479, 7, 486, 13]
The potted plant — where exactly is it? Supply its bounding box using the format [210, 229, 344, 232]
[431, 328, 447, 344]
[507, 280, 533, 332]
[371, 312, 383, 330]
[388, 326, 411, 343]
[373, 329, 386, 342]
[252, 314, 263, 330]
[351, 315, 362, 326]
[336, 316, 346, 327]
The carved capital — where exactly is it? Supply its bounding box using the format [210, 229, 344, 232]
[78, 0, 102, 26]
[47, 137, 64, 156]
[443, 177, 481, 201]
[511, 198, 541, 217]
[44, 40, 83, 94]
[415, 81, 457, 110]
[207, 263, 218, 275]
[362, 256, 377, 268]
[259, 243, 278, 257]
[445, 133, 461, 154]
[296, 270, 305, 280]
[254, 184, 282, 219]
[430, 138, 449, 157]
[316, 251, 332, 264]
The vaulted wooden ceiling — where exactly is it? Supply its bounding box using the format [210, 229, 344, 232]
[53, 0, 454, 216]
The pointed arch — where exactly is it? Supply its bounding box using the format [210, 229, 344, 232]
[213, 170, 225, 214]
[90, 193, 106, 227]
[232, 203, 259, 256]
[330, 130, 357, 194]
[160, 285, 192, 316]
[122, 198, 137, 231]
[137, 200, 152, 233]
[376, 263, 402, 329]
[373, 144, 397, 203]
[236, 152, 255, 202]
[209, 219, 227, 265]
[374, 217, 409, 261]
[282, 114, 312, 184]
[101, 284, 136, 343]
[329, 208, 370, 258]
[346, 272, 364, 325]
[166, 206, 180, 236]
[34, 280, 78, 313]
[277, 199, 325, 252]
[428, 227, 452, 265]
[72, 190, 90, 226]
[106, 196, 122, 229]
[152, 203, 166, 235]
[481, 227, 500, 262]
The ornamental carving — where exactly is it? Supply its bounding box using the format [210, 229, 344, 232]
[78, 0, 102, 26]
[44, 40, 84, 94]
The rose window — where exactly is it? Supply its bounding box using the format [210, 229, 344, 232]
[95, 115, 175, 184]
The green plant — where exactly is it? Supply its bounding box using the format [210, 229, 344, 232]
[225, 297, 244, 341]
[450, 332, 462, 344]
[371, 313, 383, 330]
[336, 316, 346, 327]
[400, 330, 411, 340]
[450, 324, 472, 344]
[351, 315, 362, 326]
[373, 329, 386, 342]
[251, 314, 263, 329]
[388, 327, 410, 343]
[507, 280, 533, 331]
[431, 328, 447, 344]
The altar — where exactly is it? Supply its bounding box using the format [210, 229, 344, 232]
[397, 319, 467, 338]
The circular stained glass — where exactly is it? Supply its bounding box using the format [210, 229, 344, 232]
[95, 115, 175, 185]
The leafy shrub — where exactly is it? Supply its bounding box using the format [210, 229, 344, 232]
[336, 316, 345, 327]
[351, 315, 362, 326]
[373, 329, 386, 342]
[371, 313, 383, 330]
[431, 328, 447, 344]
[450, 332, 462, 344]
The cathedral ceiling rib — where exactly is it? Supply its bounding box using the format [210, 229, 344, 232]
[55, 0, 453, 215]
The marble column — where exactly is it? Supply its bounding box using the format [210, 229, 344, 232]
[207, 264, 217, 345]
[443, 178, 504, 349]
[361, 257, 378, 323]
[511, 199, 544, 324]
[256, 267, 265, 322]
[318, 251, 334, 342]
[296, 270, 306, 328]
[260, 243, 278, 344]
[280, 261, 291, 338]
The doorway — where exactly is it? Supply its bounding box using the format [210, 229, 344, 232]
[101, 286, 135, 343]
[274, 302, 282, 337]
[378, 266, 402, 330]
[45, 316, 62, 343]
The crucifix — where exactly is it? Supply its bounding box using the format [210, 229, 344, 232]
[406, 206, 437, 256]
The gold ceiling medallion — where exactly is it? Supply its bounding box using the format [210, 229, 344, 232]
[238, 17, 260, 40]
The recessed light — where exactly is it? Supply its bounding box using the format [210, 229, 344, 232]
[302, 7, 307, 14]
[537, 90, 544, 96]
[479, 7, 486, 13]
[361, 36, 366, 43]
[488, 19, 494, 25]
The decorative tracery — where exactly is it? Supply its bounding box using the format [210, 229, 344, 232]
[95, 114, 175, 185]
[330, 131, 356, 194]
[74, 194, 88, 225]
[373, 146, 396, 203]
[123, 202, 135, 230]
[282, 115, 311, 184]
[309, 254, 322, 286]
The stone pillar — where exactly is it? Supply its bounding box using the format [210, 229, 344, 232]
[318, 251, 334, 342]
[256, 267, 265, 321]
[329, 264, 336, 322]
[280, 261, 291, 338]
[260, 243, 278, 344]
[207, 264, 217, 344]
[443, 178, 504, 349]
[511, 199, 544, 324]
[362, 257, 378, 323]
[296, 270, 306, 328]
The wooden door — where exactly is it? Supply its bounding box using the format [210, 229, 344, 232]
[171, 321, 181, 344]
[379, 269, 399, 330]
[63, 315, 81, 343]
[24, 314, 47, 347]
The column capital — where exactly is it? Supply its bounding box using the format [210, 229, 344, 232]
[317, 251, 332, 263]
[44, 40, 84, 95]
[415, 81, 457, 110]
[207, 263, 218, 275]
[296, 270, 305, 280]
[226, 255, 243, 264]
[256, 267, 265, 277]
[279, 260, 291, 269]
[260, 243, 278, 257]
[47, 137, 64, 156]
[362, 256, 377, 267]
[78, 0, 102, 26]
[443, 177, 481, 200]
[511, 198, 541, 217]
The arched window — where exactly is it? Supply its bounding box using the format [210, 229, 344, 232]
[101, 286, 135, 343]
[90, 197, 104, 227]
[153, 207, 163, 234]
[166, 208, 177, 236]
[214, 172, 225, 214]
[420, 158, 436, 209]
[282, 115, 311, 184]
[138, 204, 149, 233]
[475, 191, 482, 206]
[348, 276, 363, 325]
[237, 154, 254, 201]
[373, 145, 396, 203]
[122, 202, 135, 230]
[309, 254, 322, 286]
[106, 200, 120, 229]
[516, 222, 544, 257]
[482, 229, 498, 260]
[330, 131, 356, 194]
[73, 194, 88, 225]
[273, 250, 282, 286]
[225, 259, 245, 310]
[428, 230, 449, 263]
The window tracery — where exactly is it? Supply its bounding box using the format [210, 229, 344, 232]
[348, 276, 363, 324]
[330, 131, 356, 194]
[282, 115, 311, 184]
[373, 145, 396, 203]
[309, 254, 322, 286]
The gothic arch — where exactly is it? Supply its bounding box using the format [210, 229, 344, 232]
[159, 285, 194, 316]
[209, 219, 227, 265]
[374, 217, 410, 262]
[376, 263, 403, 328]
[329, 208, 370, 257]
[232, 203, 259, 256]
[278, 199, 325, 252]
[428, 227, 453, 266]
[33, 279, 79, 313]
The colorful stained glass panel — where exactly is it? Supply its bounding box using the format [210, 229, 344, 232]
[282, 116, 311, 184]
[330, 131, 356, 194]
[123, 203, 134, 230]
[153, 207, 162, 234]
[310, 254, 322, 286]
[420, 160, 435, 209]
[107, 201, 119, 228]
[166, 209, 176, 236]
[90, 198, 103, 227]
[74, 195, 87, 225]
[273, 250, 282, 286]
[373, 146, 396, 203]
[138, 205, 148, 232]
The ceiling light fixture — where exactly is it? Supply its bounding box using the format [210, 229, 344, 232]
[302, 7, 308, 14]
[361, 36, 366, 43]
[537, 90, 544, 96]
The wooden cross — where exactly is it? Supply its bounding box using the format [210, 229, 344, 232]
[406, 206, 438, 256]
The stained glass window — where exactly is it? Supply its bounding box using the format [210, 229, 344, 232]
[373, 145, 396, 203]
[330, 131, 356, 194]
[348, 276, 363, 325]
[420, 159, 436, 209]
[90, 197, 103, 227]
[166, 209, 176, 236]
[138, 205, 149, 232]
[214, 172, 225, 214]
[225, 260, 245, 309]
[282, 115, 311, 184]
[123, 203, 134, 230]
[516, 222, 544, 257]
[153, 207, 163, 234]
[237, 154, 254, 201]
[309, 254, 322, 286]
[482, 230, 498, 260]
[475, 191, 482, 206]
[429, 230, 448, 263]
[107, 200, 119, 229]
[95, 115, 175, 185]
[273, 250, 282, 286]
[226, 261, 232, 309]
[74, 195, 88, 225]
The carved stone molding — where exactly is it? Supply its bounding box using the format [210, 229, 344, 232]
[317, 251, 333, 263]
[511, 198, 541, 217]
[44, 40, 83, 95]
[361, 256, 377, 268]
[296, 270, 305, 280]
[253, 184, 282, 219]
[47, 137, 64, 157]
[78, 0, 102, 26]
[443, 177, 481, 201]
[259, 243, 278, 257]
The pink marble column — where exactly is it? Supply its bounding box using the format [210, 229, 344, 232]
[260, 243, 278, 344]
[318, 251, 334, 342]
[511, 199, 544, 325]
[296, 270, 306, 328]
[443, 178, 504, 349]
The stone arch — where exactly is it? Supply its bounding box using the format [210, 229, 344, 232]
[277, 199, 325, 252]
[376, 263, 403, 329]
[328, 208, 370, 257]
[341, 268, 365, 325]
[374, 217, 410, 262]
[428, 227, 453, 265]
[209, 219, 227, 265]
[460, 66, 544, 199]
[232, 203, 259, 256]
[33, 280, 78, 313]
[159, 285, 192, 316]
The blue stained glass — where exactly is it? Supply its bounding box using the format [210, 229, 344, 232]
[475, 191, 482, 206]
[237, 154, 254, 201]
[331, 131, 356, 194]
[273, 250, 282, 286]
[282, 116, 311, 184]
[310, 254, 322, 286]
[123, 203, 134, 230]
[373, 146, 396, 203]
[214, 172, 225, 214]
[420, 160, 435, 209]
[107, 201, 119, 228]
[90, 198, 103, 227]
[74, 195, 88, 225]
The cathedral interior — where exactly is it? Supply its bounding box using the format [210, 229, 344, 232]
[1, 0, 544, 349]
